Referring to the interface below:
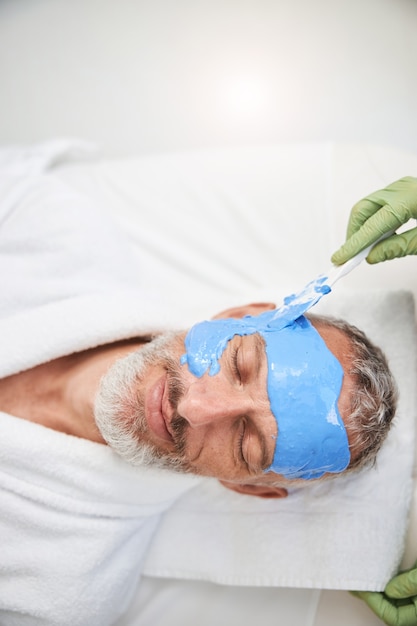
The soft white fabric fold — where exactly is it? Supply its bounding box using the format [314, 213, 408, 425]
[0, 141, 198, 378]
[0, 140, 202, 625]
[0, 410, 199, 626]
[0, 141, 416, 626]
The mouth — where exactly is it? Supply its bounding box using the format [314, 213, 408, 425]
[145, 374, 174, 443]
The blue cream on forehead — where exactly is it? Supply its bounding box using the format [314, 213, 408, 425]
[180, 279, 351, 480]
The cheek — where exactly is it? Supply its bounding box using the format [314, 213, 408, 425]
[185, 430, 237, 479]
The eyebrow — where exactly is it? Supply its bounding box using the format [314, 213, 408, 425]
[249, 333, 274, 472]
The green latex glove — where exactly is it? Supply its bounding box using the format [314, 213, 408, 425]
[351, 562, 417, 626]
[331, 176, 417, 265]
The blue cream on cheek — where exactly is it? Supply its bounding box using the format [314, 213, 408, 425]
[180, 278, 351, 480]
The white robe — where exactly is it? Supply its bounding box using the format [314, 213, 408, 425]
[0, 144, 199, 625]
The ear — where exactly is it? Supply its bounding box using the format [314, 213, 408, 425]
[219, 480, 288, 499]
[212, 302, 276, 320]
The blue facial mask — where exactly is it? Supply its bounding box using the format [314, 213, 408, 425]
[180, 284, 350, 480]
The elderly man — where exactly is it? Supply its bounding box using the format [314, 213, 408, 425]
[0, 152, 397, 625]
[0, 303, 396, 494]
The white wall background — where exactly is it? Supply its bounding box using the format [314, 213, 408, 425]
[0, 0, 417, 157]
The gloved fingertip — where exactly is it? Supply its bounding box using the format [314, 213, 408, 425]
[365, 253, 381, 265]
[330, 252, 346, 266]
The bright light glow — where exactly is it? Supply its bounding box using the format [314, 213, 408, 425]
[218, 75, 271, 122]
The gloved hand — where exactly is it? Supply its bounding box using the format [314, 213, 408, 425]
[351, 562, 417, 626]
[331, 177, 417, 265]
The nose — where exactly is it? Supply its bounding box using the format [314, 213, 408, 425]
[176, 379, 245, 427]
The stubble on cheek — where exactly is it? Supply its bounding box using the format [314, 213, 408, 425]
[117, 332, 200, 471]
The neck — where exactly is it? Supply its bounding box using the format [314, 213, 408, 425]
[60, 340, 146, 441]
[0, 339, 145, 441]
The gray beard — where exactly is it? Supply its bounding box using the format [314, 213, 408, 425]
[94, 332, 191, 473]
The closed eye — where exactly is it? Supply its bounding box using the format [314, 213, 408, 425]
[237, 419, 246, 464]
[236, 420, 263, 474]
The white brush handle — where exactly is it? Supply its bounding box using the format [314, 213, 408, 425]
[326, 230, 395, 287]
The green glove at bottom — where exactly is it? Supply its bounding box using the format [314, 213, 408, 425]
[351, 562, 417, 626]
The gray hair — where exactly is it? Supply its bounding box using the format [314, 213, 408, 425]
[308, 314, 398, 473]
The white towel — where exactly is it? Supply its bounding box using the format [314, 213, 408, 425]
[0, 409, 200, 626]
[0, 140, 201, 378]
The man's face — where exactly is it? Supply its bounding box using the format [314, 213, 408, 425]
[167, 331, 277, 481]
[95, 304, 352, 492]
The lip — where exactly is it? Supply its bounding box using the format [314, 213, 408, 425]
[145, 374, 173, 443]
